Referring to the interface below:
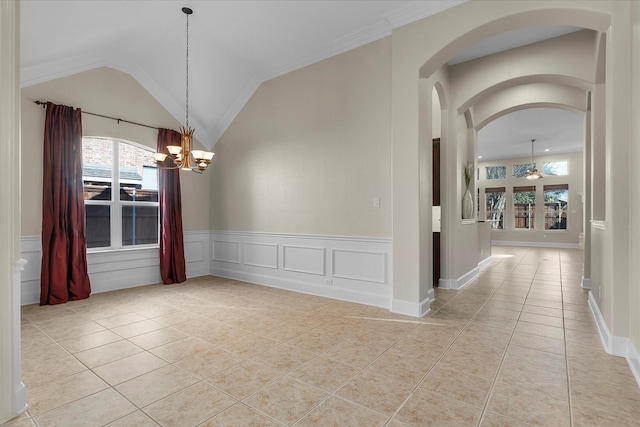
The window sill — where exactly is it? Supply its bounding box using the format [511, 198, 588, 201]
[87, 245, 159, 255]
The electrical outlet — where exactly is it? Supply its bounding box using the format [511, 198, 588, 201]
[598, 286, 602, 299]
[373, 197, 380, 208]
[324, 279, 333, 286]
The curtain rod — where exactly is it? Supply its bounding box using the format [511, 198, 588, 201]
[33, 100, 160, 131]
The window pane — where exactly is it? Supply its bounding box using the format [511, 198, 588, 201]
[122, 206, 159, 246]
[486, 166, 506, 179]
[119, 142, 158, 202]
[514, 190, 535, 229]
[544, 187, 568, 230]
[85, 205, 111, 248]
[486, 192, 506, 229]
[513, 163, 535, 178]
[83, 137, 113, 200]
[543, 161, 568, 176]
[83, 181, 112, 201]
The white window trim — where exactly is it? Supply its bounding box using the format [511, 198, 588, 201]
[84, 137, 159, 252]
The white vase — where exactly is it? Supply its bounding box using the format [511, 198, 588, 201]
[462, 187, 473, 219]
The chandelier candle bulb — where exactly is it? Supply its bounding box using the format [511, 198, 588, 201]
[153, 152, 168, 162]
[167, 145, 182, 155]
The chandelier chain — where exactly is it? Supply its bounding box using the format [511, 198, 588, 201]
[185, 10, 189, 130]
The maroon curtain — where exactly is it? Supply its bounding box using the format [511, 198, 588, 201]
[157, 128, 187, 284]
[40, 102, 91, 305]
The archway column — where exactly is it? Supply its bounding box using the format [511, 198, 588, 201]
[600, 3, 632, 339]
[0, 0, 26, 423]
[390, 71, 434, 316]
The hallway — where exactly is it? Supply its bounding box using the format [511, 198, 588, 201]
[4, 246, 640, 426]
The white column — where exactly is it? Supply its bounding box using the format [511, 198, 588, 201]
[0, 0, 25, 422]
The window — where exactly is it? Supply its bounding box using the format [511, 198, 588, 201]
[485, 187, 506, 230]
[82, 137, 159, 249]
[513, 185, 536, 229]
[486, 166, 506, 180]
[543, 161, 568, 176]
[513, 163, 535, 178]
[544, 184, 569, 230]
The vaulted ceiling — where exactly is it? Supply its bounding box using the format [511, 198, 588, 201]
[21, 1, 585, 158]
[21, 0, 465, 149]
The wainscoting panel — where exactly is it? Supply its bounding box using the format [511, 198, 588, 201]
[210, 231, 393, 308]
[184, 231, 211, 278]
[21, 231, 392, 309]
[283, 245, 326, 276]
[20, 231, 211, 306]
[212, 240, 241, 264]
[20, 237, 41, 305]
[244, 242, 278, 269]
[87, 248, 161, 294]
[332, 249, 386, 283]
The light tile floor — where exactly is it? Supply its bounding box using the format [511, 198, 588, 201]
[4, 246, 640, 426]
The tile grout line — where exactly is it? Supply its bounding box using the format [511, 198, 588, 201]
[387, 257, 526, 426]
[476, 251, 541, 427]
[560, 252, 575, 427]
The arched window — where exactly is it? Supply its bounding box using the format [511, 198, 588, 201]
[82, 137, 159, 249]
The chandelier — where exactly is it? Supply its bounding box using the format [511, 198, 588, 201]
[526, 139, 543, 180]
[154, 7, 214, 172]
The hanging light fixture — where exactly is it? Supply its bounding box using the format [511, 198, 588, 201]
[526, 138, 543, 180]
[154, 7, 214, 172]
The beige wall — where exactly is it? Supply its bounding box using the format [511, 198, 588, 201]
[629, 0, 640, 362]
[21, 67, 211, 236]
[210, 38, 392, 237]
[478, 151, 584, 245]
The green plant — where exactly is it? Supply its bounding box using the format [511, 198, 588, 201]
[464, 164, 473, 189]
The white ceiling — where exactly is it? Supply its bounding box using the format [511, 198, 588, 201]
[21, 0, 466, 149]
[477, 108, 584, 162]
[20, 1, 585, 157]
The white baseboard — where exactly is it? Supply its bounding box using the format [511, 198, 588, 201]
[478, 256, 492, 269]
[390, 297, 431, 317]
[427, 287, 435, 304]
[588, 291, 640, 387]
[492, 240, 579, 249]
[581, 277, 591, 289]
[439, 266, 480, 290]
[210, 231, 393, 310]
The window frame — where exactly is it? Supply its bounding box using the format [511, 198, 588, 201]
[543, 184, 569, 231]
[485, 186, 506, 230]
[83, 137, 160, 252]
[485, 166, 507, 180]
[513, 185, 536, 230]
[543, 161, 569, 176]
